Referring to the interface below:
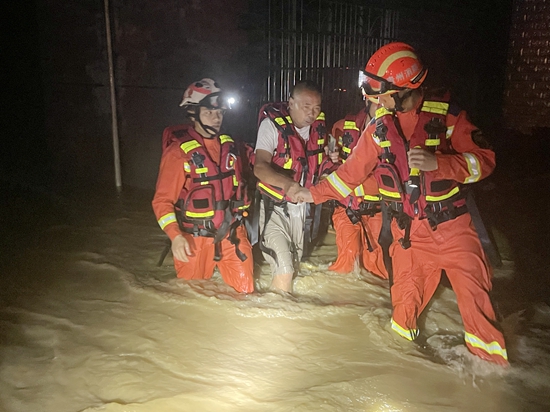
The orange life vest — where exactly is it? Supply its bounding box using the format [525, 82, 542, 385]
[372, 95, 466, 225]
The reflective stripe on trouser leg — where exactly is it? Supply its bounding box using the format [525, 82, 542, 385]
[442, 214, 508, 365]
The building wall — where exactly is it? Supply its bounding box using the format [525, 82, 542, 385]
[504, 0, 550, 132]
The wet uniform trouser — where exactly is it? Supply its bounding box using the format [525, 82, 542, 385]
[173, 225, 254, 294]
[330, 206, 388, 279]
[389, 213, 508, 365]
[259, 200, 307, 276]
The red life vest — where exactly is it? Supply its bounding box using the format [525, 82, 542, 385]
[338, 108, 370, 161]
[333, 108, 381, 212]
[256, 102, 327, 202]
[372, 95, 465, 222]
[165, 124, 249, 236]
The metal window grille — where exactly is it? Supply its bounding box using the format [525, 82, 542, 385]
[265, 0, 399, 124]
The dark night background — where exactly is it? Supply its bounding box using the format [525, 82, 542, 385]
[2, 1, 549, 309]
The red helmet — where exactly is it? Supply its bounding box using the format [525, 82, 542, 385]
[179, 78, 225, 109]
[361, 42, 427, 98]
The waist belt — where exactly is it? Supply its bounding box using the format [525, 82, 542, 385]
[424, 201, 468, 230]
[359, 201, 382, 217]
[181, 226, 216, 238]
[385, 197, 468, 249]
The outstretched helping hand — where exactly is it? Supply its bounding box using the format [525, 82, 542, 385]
[285, 181, 314, 203]
[295, 187, 313, 203]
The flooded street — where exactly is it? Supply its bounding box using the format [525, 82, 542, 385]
[1, 184, 550, 412]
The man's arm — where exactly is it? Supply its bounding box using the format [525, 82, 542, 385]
[301, 126, 380, 204]
[254, 149, 301, 200]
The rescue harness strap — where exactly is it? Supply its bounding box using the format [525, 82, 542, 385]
[177, 200, 248, 263]
[387, 195, 468, 249]
[192, 170, 235, 184]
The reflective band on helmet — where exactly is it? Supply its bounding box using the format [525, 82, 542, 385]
[463, 153, 481, 183]
[391, 318, 419, 341]
[180, 140, 201, 154]
[158, 212, 178, 230]
[425, 186, 460, 202]
[464, 332, 508, 360]
[327, 172, 353, 198]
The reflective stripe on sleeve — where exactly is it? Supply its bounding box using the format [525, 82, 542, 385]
[463, 152, 481, 183]
[391, 318, 419, 341]
[326, 172, 353, 198]
[464, 332, 508, 360]
[446, 125, 454, 139]
[158, 212, 178, 230]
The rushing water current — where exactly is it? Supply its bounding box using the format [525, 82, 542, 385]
[1, 186, 549, 412]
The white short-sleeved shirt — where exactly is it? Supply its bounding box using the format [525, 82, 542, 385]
[255, 118, 310, 155]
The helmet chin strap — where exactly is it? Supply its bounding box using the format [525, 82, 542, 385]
[391, 90, 414, 112]
[197, 117, 218, 138]
[187, 107, 218, 138]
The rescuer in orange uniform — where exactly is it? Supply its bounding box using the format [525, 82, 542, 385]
[152, 78, 254, 293]
[296, 43, 508, 365]
[328, 98, 388, 279]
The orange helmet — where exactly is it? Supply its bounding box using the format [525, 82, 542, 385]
[361, 42, 427, 98]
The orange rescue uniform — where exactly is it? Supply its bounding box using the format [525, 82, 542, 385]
[329, 118, 388, 278]
[152, 131, 254, 293]
[311, 102, 508, 365]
